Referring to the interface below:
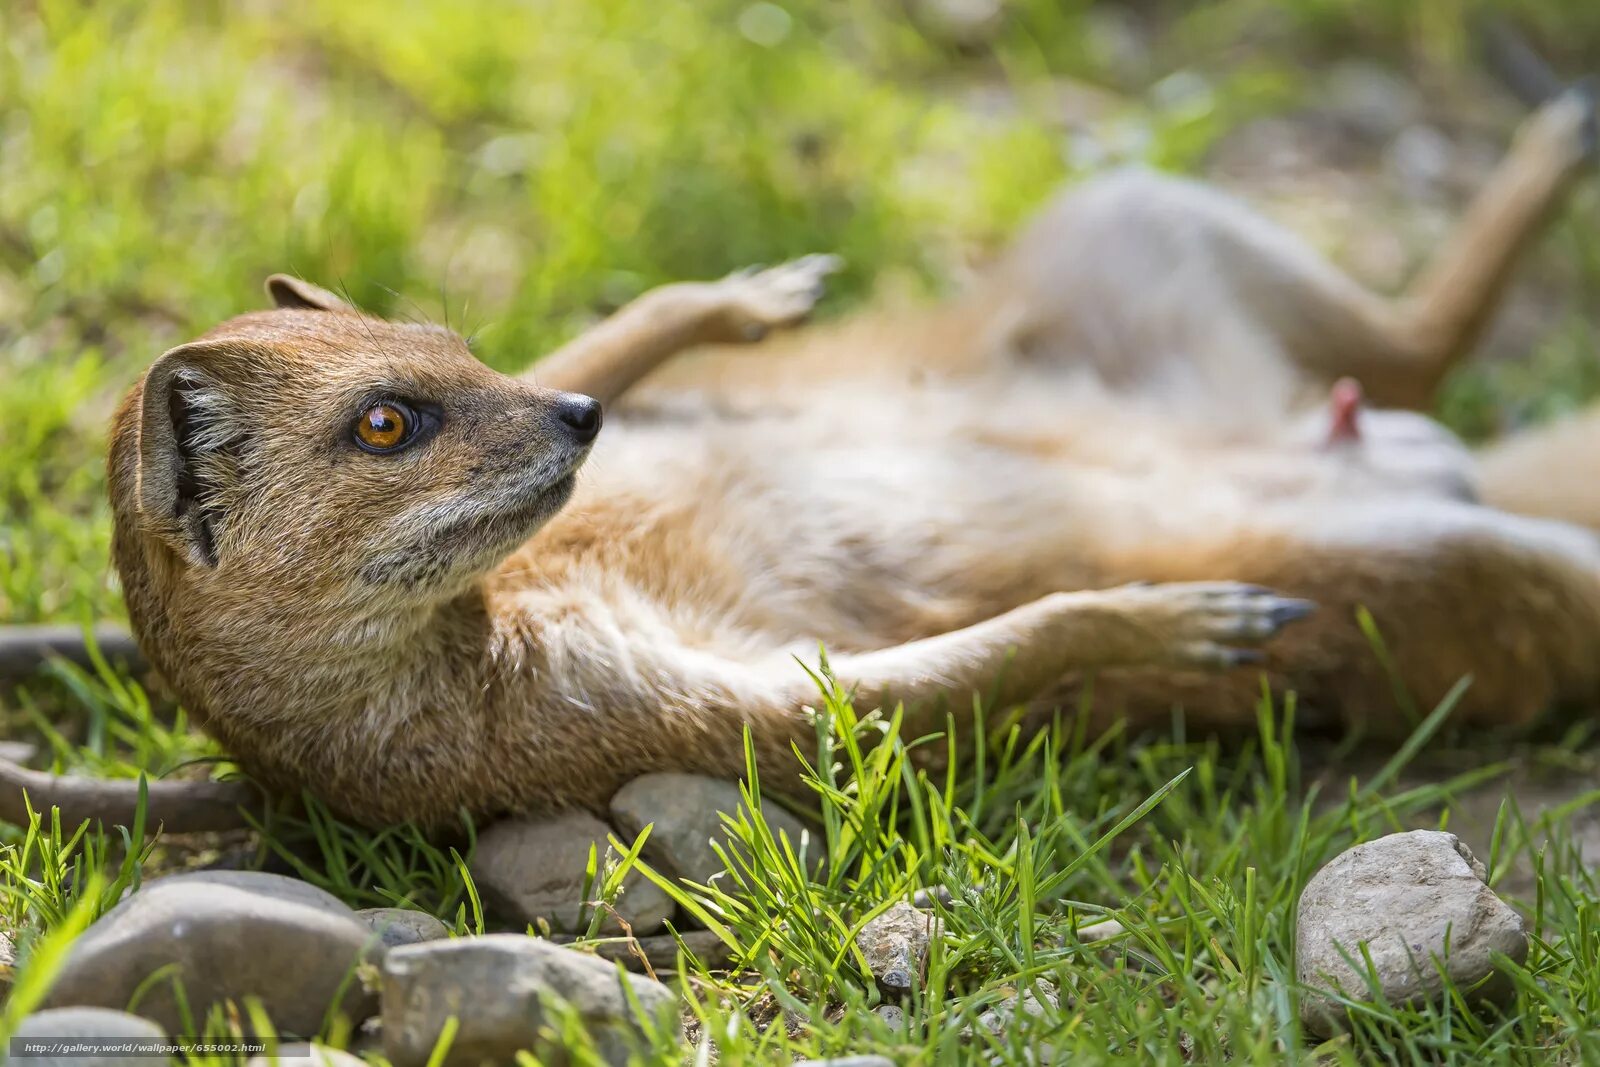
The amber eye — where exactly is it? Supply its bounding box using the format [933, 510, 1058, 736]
[353, 402, 412, 452]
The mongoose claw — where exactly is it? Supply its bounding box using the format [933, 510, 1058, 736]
[1149, 582, 1315, 671]
[714, 253, 844, 341]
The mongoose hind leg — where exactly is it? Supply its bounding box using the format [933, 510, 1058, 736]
[975, 89, 1595, 417]
[1387, 86, 1597, 405]
[1080, 499, 1600, 738]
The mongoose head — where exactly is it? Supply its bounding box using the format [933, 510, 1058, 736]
[107, 276, 602, 671]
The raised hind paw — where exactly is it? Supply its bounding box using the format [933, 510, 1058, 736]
[706, 253, 843, 342]
[1518, 82, 1598, 171]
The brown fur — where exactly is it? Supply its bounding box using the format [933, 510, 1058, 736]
[106, 92, 1600, 828]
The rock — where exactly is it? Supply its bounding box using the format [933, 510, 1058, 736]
[874, 1004, 907, 1029]
[975, 980, 1059, 1032]
[246, 1043, 366, 1067]
[973, 979, 1061, 1056]
[908, 0, 1003, 49]
[471, 813, 672, 935]
[855, 902, 942, 998]
[0, 740, 39, 765]
[911, 885, 952, 909]
[1324, 60, 1422, 142]
[1296, 830, 1528, 1036]
[0, 928, 15, 994]
[41, 871, 380, 1036]
[11, 1007, 166, 1067]
[554, 929, 734, 972]
[357, 908, 451, 948]
[1387, 125, 1455, 198]
[380, 934, 677, 1067]
[794, 1058, 895, 1067]
[609, 773, 818, 887]
[1075, 918, 1125, 943]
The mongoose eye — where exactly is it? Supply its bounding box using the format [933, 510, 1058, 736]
[354, 402, 414, 453]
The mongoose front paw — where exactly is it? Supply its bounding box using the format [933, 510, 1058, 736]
[1117, 581, 1316, 671]
[712, 253, 843, 341]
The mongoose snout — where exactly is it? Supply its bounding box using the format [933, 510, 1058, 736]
[552, 393, 604, 445]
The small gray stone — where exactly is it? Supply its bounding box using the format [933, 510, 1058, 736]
[975, 980, 1059, 1034]
[874, 1003, 907, 1029]
[911, 885, 952, 909]
[1296, 830, 1528, 1036]
[554, 929, 734, 973]
[12, 1007, 166, 1067]
[855, 902, 941, 998]
[0, 928, 15, 993]
[357, 908, 451, 948]
[245, 1043, 366, 1067]
[0, 740, 39, 764]
[1324, 60, 1423, 142]
[1075, 917, 1125, 943]
[471, 813, 672, 935]
[794, 1058, 895, 1067]
[609, 773, 818, 887]
[380, 934, 677, 1067]
[41, 871, 380, 1036]
[972, 978, 1061, 1062]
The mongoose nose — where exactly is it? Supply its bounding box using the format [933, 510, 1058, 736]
[555, 393, 604, 444]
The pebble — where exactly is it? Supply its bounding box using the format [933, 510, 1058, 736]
[40, 871, 381, 1035]
[1075, 918, 1125, 943]
[356, 907, 451, 948]
[1324, 60, 1423, 142]
[1296, 830, 1528, 1036]
[554, 928, 734, 972]
[971, 979, 1061, 1062]
[855, 902, 942, 998]
[245, 1043, 366, 1067]
[0, 740, 39, 764]
[975, 979, 1060, 1034]
[874, 1004, 907, 1029]
[12, 1007, 166, 1067]
[471, 813, 673, 935]
[380, 934, 677, 1067]
[1387, 125, 1456, 198]
[609, 773, 819, 887]
[0, 928, 14, 994]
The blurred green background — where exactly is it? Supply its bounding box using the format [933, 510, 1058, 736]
[2, 0, 1597, 628]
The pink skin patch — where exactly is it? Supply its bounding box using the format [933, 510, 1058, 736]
[1327, 378, 1363, 445]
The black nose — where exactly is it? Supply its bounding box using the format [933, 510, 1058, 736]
[555, 393, 603, 444]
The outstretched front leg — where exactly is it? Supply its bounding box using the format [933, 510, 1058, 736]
[810, 582, 1312, 716]
[526, 255, 841, 405]
[531, 581, 1314, 804]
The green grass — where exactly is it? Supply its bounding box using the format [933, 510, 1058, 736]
[2, 0, 1600, 1063]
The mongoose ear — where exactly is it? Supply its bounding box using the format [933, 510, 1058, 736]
[265, 274, 354, 313]
[135, 341, 248, 567]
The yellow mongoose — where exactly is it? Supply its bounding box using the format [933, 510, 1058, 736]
[44, 88, 1600, 829]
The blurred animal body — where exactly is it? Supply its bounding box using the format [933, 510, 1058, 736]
[99, 89, 1600, 827]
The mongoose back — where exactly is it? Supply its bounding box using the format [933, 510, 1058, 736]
[93, 89, 1600, 829]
